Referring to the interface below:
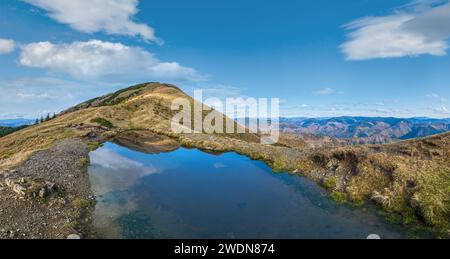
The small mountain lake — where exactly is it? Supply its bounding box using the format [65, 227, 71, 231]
[88, 142, 408, 239]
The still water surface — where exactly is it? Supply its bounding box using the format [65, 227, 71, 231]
[88, 142, 406, 239]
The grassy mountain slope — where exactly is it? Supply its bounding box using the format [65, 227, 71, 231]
[1, 82, 449, 237]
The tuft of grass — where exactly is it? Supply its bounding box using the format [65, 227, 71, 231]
[72, 197, 92, 211]
[87, 142, 103, 151]
[78, 157, 90, 167]
[323, 176, 337, 190]
[410, 165, 450, 232]
[330, 191, 348, 204]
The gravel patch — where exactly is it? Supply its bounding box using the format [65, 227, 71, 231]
[0, 139, 94, 239]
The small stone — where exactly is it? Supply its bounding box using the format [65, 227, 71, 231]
[39, 188, 48, 199]
[12, 184, 27, 196]
[85, 131, 97, 139]
[45, 181, 57, 192]
[327, 158, 340, 170]
[5, 178, 14, 188]
[67, 234, 81, 239]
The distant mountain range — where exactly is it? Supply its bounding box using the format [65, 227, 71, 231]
[3, 116, 450, 144]
[0, 119, 34, 127]
[280, 116, 450, 144]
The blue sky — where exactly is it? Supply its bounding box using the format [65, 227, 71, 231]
[0, 0, 450, 119]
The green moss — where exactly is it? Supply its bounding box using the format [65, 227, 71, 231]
[87, 142, 103, 151]
[90, 118, 114, 129]
[351, 197, 366, 207]
[55, 187, 67, 198]
[323, 176, 337, 190]
[330, 191, 348, 204]
[72, 197, 92, 211]
[380, 211, 403, 225]
[272, 160, 285, 173]
[63, 220, 78, 230]
[78, 157, 90, 167]
[403, 211, 418, 226]
[294, 158, 313, 172]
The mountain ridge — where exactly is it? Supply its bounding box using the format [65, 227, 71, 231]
[0, 119, 34, 127]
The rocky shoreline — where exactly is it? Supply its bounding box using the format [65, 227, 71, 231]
[0, 139, 94, 239]
[0, 131, 182, 239]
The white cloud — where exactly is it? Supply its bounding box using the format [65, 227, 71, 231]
[19, 40, 203, 81]
[89, 146, 159, 196]
[281, 102, 415, 118]
[22, 0, 161, 44]
[433, 106, 449, 113]
[0, 39, 16, 55]
[341, 1, 450, 60]
[426, 93, 448, 102]
[312, 88, 335, 95]
[90, 148, 157, 176]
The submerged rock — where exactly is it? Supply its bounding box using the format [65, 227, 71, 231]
[67, 234, 81, 239]
[367, 234, 381, 239]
